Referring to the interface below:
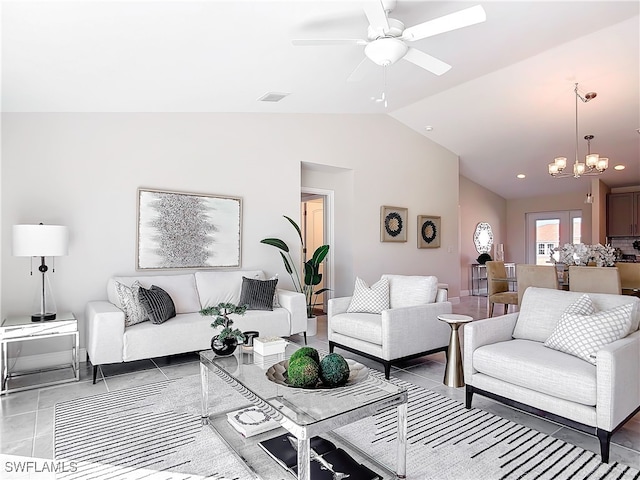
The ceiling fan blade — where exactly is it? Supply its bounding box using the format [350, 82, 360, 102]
[363, 0, 389, 33]
[347, 57, 376, 82]
[403, 47, 451, 76]
[292, 39, 368, 46]
[402, 5, 486, 41]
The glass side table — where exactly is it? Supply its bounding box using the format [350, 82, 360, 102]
[1, 312, 79, 394]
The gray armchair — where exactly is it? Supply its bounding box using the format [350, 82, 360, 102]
[464, 286, 640, 463]
[328, 275, 452, 379]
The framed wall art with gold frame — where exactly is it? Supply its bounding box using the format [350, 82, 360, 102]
[380, 206, 407, 242]
[417, 215, 441, 248]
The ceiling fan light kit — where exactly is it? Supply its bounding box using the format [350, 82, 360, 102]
[292, 2, 487, 82]
[548, 83, 609, 179]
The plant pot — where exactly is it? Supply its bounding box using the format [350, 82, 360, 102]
[211, 336, 238, 356]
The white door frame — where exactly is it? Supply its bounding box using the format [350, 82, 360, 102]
[525, 210, 582, 264]
[301, 187, 334, 303]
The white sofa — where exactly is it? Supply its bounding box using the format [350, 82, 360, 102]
[328, 275, 452, 379]
[86, 270, 306, 383]
[464, 286, 640, 463]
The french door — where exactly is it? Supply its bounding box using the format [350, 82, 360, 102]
[526, 211, 582, 265]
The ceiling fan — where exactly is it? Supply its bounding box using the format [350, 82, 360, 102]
[292, 0, 486, 80]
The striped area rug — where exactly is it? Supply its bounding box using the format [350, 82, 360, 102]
[54, 372, 639, 480]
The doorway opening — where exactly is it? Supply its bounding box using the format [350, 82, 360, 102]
[526, 210, 582, 264]
[301, 188, 333, 313]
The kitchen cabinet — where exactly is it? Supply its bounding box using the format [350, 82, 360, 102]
[607, 192, 640, 237]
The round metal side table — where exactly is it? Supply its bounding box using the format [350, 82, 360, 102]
[438, 313, 473, 388]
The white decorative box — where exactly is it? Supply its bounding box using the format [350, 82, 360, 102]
[254, 336, 286, 356]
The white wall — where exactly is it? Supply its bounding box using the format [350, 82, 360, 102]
[2, 112, 460, 359]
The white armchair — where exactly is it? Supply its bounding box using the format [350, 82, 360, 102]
[328, 275, 452, 379]
[464, 287, 640, 463]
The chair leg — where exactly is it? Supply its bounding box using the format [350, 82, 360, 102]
[92, 365, 98, 384]
[329, 342, 335, 353]
[597, 429, 611, 463]
[489, 302, 494, 317]
[504, 304, 509, 315]
[303, 332, 307, 345]
[383, 362, 391, 380]
[465, 385, 473, 409]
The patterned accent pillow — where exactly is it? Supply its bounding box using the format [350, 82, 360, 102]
[269, 274, 281, 308]
[564, 293, 596, 316]
[544, 301, 635, 364]
[115, 280, 149, 327]
[347, 277, 390, 314]
[138, 285, 177, 325]
[239, 277, 278, 311]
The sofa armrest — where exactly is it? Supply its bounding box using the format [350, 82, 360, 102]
[276, 289, 307, 336]
[596, 330, 640, 431]
[463, 312, 519, 382]
[380, 301, 453, 359]
[328, 297, 352, 319]
[85, 301, 126, 366]
[436, 288, 448, 302]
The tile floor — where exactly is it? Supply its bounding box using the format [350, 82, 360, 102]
[2, 295, 640, 471]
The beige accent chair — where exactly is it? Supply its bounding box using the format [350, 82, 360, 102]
[486, 261, 518, 316]
[328, 275, 452, 379]
[464, 286, 640, 463]
[516, 264, 559, 305]
[569, 266, 622, 294]
[615, 262, 640, 296]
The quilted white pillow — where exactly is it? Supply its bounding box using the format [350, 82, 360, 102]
[347, 277, 390, 314]
[544, 301, 635, 365]
[381, 275, 438, 308]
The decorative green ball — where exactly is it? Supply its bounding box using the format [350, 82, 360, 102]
[319, 353, 350, 387]
[289, 346, 320, 366]
[287, 356, 319, 388]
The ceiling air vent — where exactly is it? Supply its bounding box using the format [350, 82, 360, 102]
[258, 92, 290, 103]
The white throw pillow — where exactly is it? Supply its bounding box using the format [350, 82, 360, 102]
[115, 280, 149, 327]
[544, 301, 635, 365]
[347, 277, 390, 314]
[381, 275, 438, 308]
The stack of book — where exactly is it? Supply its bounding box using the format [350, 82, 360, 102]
[259, 432, 381, 480]
[226, 407, 280, 437]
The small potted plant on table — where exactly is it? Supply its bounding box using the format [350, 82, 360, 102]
[200, 302, 247, 356]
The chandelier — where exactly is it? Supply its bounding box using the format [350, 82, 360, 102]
[548, 83, 609, 178]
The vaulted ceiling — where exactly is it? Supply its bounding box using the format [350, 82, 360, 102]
[2, 1, 639, 199]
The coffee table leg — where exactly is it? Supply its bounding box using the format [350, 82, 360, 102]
[200, 362, 209, 425]
[297, 437, 310, 480]
[397, 402, 407, 478]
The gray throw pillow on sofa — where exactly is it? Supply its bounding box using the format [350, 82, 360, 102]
[138, 285, 176, 324]
[239, 277, 278, 311]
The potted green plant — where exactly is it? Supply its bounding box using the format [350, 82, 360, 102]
[261, 215, 330, 318]
[200, 302, 247, 356]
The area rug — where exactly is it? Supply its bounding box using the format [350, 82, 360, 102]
[54, 371, 639, 480]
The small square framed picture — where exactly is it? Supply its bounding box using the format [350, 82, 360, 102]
[417, 215, 441, 248]
[380, 206, 408, 242]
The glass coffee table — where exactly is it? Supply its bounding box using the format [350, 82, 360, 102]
[200, 343, 408, 479]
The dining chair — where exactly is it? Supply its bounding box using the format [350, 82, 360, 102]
[568, 266, 622, 294]
[515, 264, 559, 305]
[486, 261, 519, 316]
[615, 262, 640, 297]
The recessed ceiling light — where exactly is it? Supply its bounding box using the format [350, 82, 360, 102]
[516, 174, 526, 179]
[614, 164, 626, 170]
[425, 126, 433, 132]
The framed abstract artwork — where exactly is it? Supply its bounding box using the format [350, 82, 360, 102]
[417, 215, 441, 248]
[137, 188, 242, 270]
[380, 206, 408, 242]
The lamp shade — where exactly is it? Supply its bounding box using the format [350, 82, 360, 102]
[12, 224, 69, 257]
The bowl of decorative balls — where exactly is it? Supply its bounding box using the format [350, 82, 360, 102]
[265, 347, 368, 389]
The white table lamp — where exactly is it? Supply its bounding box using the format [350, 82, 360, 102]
[12, 224, 69, 321]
